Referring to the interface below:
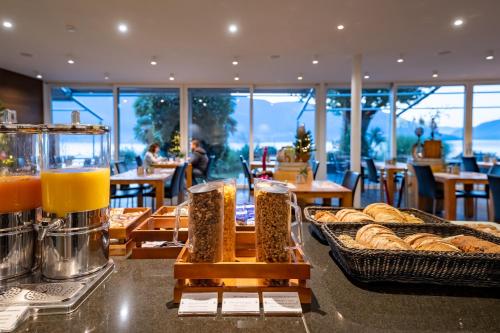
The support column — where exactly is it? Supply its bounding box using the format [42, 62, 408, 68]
[464, 83, 473, 156]
[180, 85, 190, 157]
[350, 54, 362, 207]
[249, 85, 254, 163]
[112, 86, 119, 161]
[42, 83, 52, 124]
[315, 82, 327, 180]
[389, 83, 397, 160]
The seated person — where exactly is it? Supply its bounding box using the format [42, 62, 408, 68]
[143, 143, 161, 169]
[190, 139, 208, 181]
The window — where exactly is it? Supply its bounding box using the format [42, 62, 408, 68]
[396, 86, 465, 161]
[472, 84, 500, 158]
[118, 88, 180, 168]
[326, 88, 390, 181]
[51, 87, 115, 156]
[253, 88, 316, 161]
[188, 88, 250, 181]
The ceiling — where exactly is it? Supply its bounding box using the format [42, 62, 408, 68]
[1, 0, 499, 84]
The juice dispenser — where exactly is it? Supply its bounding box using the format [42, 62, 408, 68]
[0, 109, 41, 280]
[38, 111, 111, 279]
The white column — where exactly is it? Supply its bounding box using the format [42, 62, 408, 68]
[249, 85, 254, 163]
[464, 83, 473, 156]
[350, 54, 362, 207]
[112, 86, 119, 161]
[389, 83, 397, 159]
[180, 85, 190, 156]
[315, 82, 327, 180]
[42, 83, 52, 124]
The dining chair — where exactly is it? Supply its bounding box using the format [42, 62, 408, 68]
[412, 164, 465, 215]
[461, 156, 489, 216]
[488, 164, 500, 176]
[364, 158, 386, 201]
[109, 165, 140, 207]
[313, 160, 320, 180]
[488, 174, 500, 222]
[341, 170, 360, 206]
[462, 156, 480, 172]
[143, 163, 187, 210]
[240, 158, 254, 201]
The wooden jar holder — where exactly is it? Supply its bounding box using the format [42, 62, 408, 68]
[173, 230, 312, 304]
[109, 207, 151, 256]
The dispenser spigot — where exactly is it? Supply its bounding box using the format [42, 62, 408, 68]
[37, 217, 64, 241]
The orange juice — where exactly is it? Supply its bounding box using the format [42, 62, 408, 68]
[41, 168, 110, 217]
[0, 175, 41, 213]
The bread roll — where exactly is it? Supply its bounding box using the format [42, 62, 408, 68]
[414, 241, 461, 252]
[337, 234, 367, 249]
[336, 209, 375, 223]
[355, 224, 411, 250]
[404, 233, 442, 248]
[315, 211, 338, 223]
[402, 212, 424, 224]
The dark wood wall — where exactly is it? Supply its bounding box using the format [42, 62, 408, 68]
[0, 68, 43, 123]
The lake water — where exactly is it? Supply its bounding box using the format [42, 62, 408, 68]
[446, 139, 500, 158]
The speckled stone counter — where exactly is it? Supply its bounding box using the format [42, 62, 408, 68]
[15, 230, 500, 333]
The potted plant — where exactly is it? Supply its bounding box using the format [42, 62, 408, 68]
[294, 124, 315, 162]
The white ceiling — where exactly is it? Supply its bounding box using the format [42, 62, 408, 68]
[1, 0, 499, 84]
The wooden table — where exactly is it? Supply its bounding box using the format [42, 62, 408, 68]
[250, 160, 276, 170]
[374, 162, 408, 205]
[152, 162, 193, 188]
[477, 161, 499, 170]
[111, 169, 174, 207]
[288, 180, 353, 206]
[433, 171, 488, 220]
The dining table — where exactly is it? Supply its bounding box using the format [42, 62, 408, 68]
[111, 169, 174, 207]
[250, 160, 276, 170]
[151, 161, 193, 188]
[477, 160, 499, 171]
[433, 171, 488, 220]
[287, 180, 353, 206]
[374, 161, 408, 205]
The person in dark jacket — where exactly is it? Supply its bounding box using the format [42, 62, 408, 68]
[190, 139, 209, 181]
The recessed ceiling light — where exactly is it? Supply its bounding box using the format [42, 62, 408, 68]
[104, 73, 110, 80]
[234, 74, 240, 81]
[485, 50, 495, 60]
[150, 57, 157, 66]
[397, 54, 404, 63]
[36, 74, 42, 79]
[2, 21, 13, 29]
[67, 59, 75, 64]
[232, 57, 239, 66]
[228, 24, 238, 33]
[65, 24, 77, 33]
[169, 73, 175, 81]
[312, 56, 319, 65]
[297, 75, 303, 81]
[453, 18, 464, 27]
[118, 23, 128, 33]
[432, 70, 439, 78]
[337, 24, 344, 30]
[363, 73, 370, 79]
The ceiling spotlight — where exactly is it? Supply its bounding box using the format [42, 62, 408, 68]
[228, 24, 238, 34]
[312, 56, 319, 65]
[67, 59, 75, 64]
[234, 74, 240, 81]
[337, 24, 344, 30]
[485, 50, 495, 60]
[169, 73, 175, 81]
[150, 57, 158, 66]
[363, 73, 370, 79]
[118, 23, 128, 33]
[232, 57, 239, 66]
[36, 73, 42, 79]
[397, 54, 404, 63]
[65, 24, 77, 33]
[453, 18, 464, 27]
[2, 21, 13, 29]
[104, 73, 110, 80]
[432, 70, 439, 78]
[297, 75, 303, 81]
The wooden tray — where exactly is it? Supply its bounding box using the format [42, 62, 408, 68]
[110, 238, 135, 256]
[109, 207, 151, 240]
[173, 231, 311, 304]
[152, 206, 187, 218]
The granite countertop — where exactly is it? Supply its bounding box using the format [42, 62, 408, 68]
[16, 230, 500, 333]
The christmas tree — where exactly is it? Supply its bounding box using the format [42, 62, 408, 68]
[293, 124, 315, 162]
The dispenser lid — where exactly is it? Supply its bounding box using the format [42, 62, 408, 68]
[44, 110, 109, 134]
[0, 109, 42, 133]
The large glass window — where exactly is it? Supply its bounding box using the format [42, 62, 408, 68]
[396, 86, 465, 161]
[326, 88, 390, 181]
[472, 84, 500, 158]
[253, 88, 316, 161]
[118, 88, 180, 168]
[51, 86, 115, 159]
[188, 88, 250, 181]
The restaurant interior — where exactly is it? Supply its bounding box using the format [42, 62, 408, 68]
[1, 0, 500, 332]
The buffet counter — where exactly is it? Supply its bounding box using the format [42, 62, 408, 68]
[15, 231, 500, 332]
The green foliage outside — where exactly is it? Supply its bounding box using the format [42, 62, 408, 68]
[397, 135, 452, 160]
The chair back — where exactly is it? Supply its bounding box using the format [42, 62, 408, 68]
[488, 164, 500, 176]
[462, 156, 480, 172]
[110, 166, 117, 195]
[241, 159, 253, 190]
[115, 161, 128, 173]
[488, 174, 500, 222]
[168, 164, 185, 198]
[177, 163, 188, 193]
[341, 170, 361, 199]
[203, 155, 213, 179]
[365, 158, 379, 182]
[135, 155, 143, 167]
[412, 164, 437, 199]
[313, 160, 320, 179]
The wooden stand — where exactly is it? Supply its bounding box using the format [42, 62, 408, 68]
[109, 208, 151, 256]
[173, 231, 311, 304]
